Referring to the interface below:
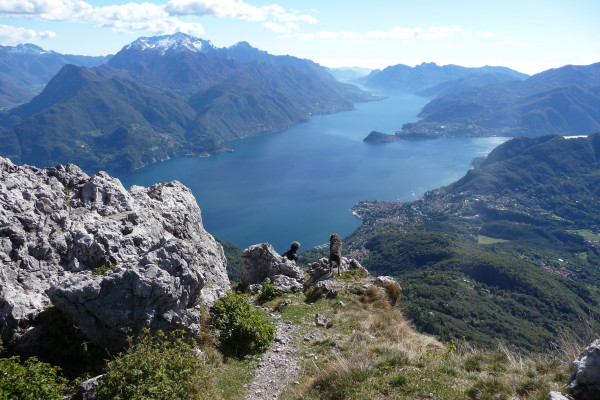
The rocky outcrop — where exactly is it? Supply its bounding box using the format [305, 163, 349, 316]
[0, 157, 229, 350]
[304, 257, 369, 299]
[306, 256, 368, 287]
[241, 243, 303, 292]
[566, 339, 600, 399]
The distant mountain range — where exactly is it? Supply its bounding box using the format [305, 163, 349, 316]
[0, 33, 375, 172]
[326, 66, 372, 83]
[0, 43, 110, 107]
[396, 62, 600, 138]
[358, 62, 529, 96]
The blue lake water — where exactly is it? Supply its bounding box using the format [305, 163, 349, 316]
[115, 93, 508, 253]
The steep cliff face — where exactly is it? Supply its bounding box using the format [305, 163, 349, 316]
[0, 157, 229, 350]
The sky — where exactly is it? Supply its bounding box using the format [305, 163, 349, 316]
[0, 0, 599, 75]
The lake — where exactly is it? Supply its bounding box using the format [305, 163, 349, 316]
[115, 93, 508, 253]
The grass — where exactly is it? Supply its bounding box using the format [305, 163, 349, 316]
[477, 235, 510, 245]
[214, 356, 256, 399]
[276, 275, 575, 400]
[572, 229, 600, 242]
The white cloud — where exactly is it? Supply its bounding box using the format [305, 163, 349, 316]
[0, 0, 93, 21]
[264, 21, 298, 33]
[273, 10, 316, 24]
[100, 18, 204, 36]
[294, 30, 362, 41]
[0, 0, 317, 39]
[367, 25, 464, 40]
[0, 23, 55, 44]
[93, 3, 167, 23]
[163, 0, 316, 24]
[165, 0, 264, 20]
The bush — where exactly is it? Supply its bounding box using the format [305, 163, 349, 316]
[211, 292, 275, 357]
[257, 278, 282, 303]
[0, 355, 67, 399]
[96, 330, 217, 400]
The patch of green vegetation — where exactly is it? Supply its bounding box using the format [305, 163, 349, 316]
[477, 234, 509, 244]
[96, 329, 219, 400]
[92, 264, 114, 275]
[257, 278, 282, 303]
[339, 268, 367, 281]
[572, 229, 600, 242]
[0, 355, 67, 399]
[211, 292, 275, 357]
[214, 357, 256, 400]
[215, 237, 243, 283]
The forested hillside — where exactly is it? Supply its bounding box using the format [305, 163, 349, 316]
[342, 134, 600, 351]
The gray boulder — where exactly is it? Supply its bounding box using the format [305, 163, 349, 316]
[0, 157, 229, 350]
[312, 279, 344, 298]
[567, 339, 600, 399]
[271, 274, 303, 292]
[241, 243, 303, 292]
[306, 257, 368, 287]
[374, 275, 401, 290]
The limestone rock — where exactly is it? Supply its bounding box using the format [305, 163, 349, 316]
[546, 392, 574, 400]
[241, 243, 303, 292]
[74, 374, 104, 400]
[315, 313, 329, 327]
[373, 275, 402, 303]
[271, 274, 303, 292]
[567, 339, 600, 399]
[306, 257, 368, 287]
[312, 280, 344, 298]
[0, 157, 229, 350]
[374, 275, 401, 290]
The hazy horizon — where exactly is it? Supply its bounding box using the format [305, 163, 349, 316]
[1, 0, 598, 75]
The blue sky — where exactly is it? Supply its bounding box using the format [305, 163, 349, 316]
[1, 0, 598, 74]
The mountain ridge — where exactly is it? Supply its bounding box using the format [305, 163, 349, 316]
[0, 43, 110, 107]
[0, 33, 375, 172]
[359, 61, 528, 94]
[398, 62, 600, 138]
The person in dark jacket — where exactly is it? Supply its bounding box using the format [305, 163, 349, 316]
[282, 241, 301, 262]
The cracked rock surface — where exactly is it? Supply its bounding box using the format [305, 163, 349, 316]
[0, 157, 229, 350]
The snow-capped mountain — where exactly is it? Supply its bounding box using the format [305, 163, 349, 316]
[2, 43, 49, 55]
[122, 32, 216, 55]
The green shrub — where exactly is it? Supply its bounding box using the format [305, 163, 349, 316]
[0, 356, 67, 399]
[96, 329, 217, 400]
[257, 278, 282, 303]
[211, 292, 275, 357]
[92, 264, 114, 275]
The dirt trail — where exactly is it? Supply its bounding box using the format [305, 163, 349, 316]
[244, 320, 302, 400]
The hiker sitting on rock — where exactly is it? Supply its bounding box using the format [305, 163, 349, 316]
[282, 241, 300, 262]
